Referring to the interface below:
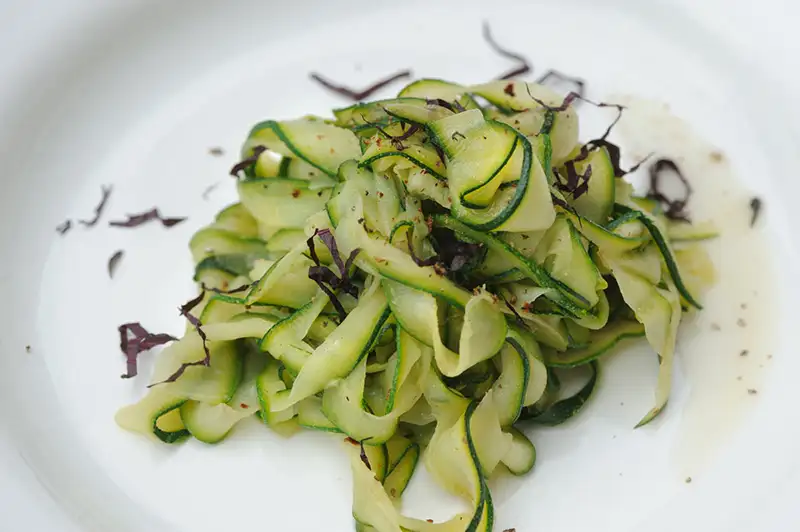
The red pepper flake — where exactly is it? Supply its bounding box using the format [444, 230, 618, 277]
[425, 216, 434, 233]
[521, 301, 533, 312]
[504, 82, 516, 97]
[345, 437, 359, 445]
[240, 403, 249, 409]
[377, 191, 384, 198]
[433, 263, 447, 276]
[291, 189, 301, 198]
[426, 519, 434, 523]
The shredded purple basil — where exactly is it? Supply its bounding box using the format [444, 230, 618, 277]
[118, 322, 177, 379]
[306, 229, 361, 320]
[646, 158, 693, 221]
[424, 227, 484, 275]
[108, 250, 124, 279]
[431, 142, 447, 168]
[482, 22, 531, 80]
[317, 230, 347, 279]
[553, 97, 652, 189]
[524, 85, 581, 112]
[202, 182, 220, 200]
[308, 269, 348, 320]
[441, 241, 482, 272]
[148, 292, 211, 387]
[550, 192, 578, 217]
[536, 69, 587, 99]
[426, 98, 460, 114]
[407, 236, 439, 268]
[749, 197, 762, 227]
[501, 295, 529, 329]
[310, 70, 412, 101]
[56, 220, 72, 235]
[202, 282, 252, 295]
[361, 117, 420, 151]
[79, 185, 113, 227]
[554, 161, 593, 200]
[109, 208, 186, 228]
[179, 292, 206, 321]
[230, 145, 268, 177]
[359, 442, 372, 471]
[572, 139, 650, 180]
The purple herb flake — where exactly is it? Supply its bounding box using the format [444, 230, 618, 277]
[426, 98, 459, 113]
[79, 185, 113, 227]
[109, 208, 187, 229]
[524, 85, 581, 112]
[118, 322, 177, 379]
[202, 182, 220, 200]
[483, 22, 532, 80]
[536, 69, 587, 99]
[646, 158, 693, 222]
[148, 292, 211, 387]
[361, 117, 419, 151]
[56, 220, 72, 235]
[749, 197, 762, 227]
[359, 442, 372, 471]
[108, 250, 124, 279]
[501, 296, 529, 330]
[202, 283, 252, 295]
[406, 235, 438, 268]
[310, 70, 412, 101]
[230, 145, 268, 177]
[305, 230, 361, 320]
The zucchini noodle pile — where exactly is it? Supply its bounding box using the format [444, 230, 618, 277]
[117, 79, 715, 531]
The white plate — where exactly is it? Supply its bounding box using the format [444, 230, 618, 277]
[1, 0, 799, 530]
